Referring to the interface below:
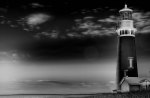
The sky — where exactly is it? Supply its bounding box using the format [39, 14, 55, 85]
[0, 0, 150, 94]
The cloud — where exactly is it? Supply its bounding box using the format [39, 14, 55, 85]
[78, 10, 150, 36]
[34, 30, 59, 39]
[81, 28, 115, 36]
[31, 10, 150, 39]
[0, 51, 17, 61]
[0, 15, 15, 26]
[26, 13, 51, 26]
[16, 13, 51, 31]
[72, 10, 150, 37]
[109, 9, 117, 11]
[0, 50, 30, 62]
[98, 15, 117, 23]
[82, 30, 101, 35]
[140, 26, 150, 33]
[83, 16, 95, 20]
[15, 9, 150, 39]
[132, 11, 150, 33]
[79, 21, 101, 29]
[30, 3, 44, 8]
[67, 33, 83, 38]
[71, 16, 116, 37]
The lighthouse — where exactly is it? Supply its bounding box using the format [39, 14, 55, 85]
[116, 5, 138, 90]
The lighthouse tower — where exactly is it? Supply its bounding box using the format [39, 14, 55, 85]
[116, 5, 138, 89]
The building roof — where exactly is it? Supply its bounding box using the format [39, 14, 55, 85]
[120, 77, 150, 85]
[119, 4, 133, 12]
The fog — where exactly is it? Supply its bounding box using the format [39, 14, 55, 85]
[0, 59, 116, 83]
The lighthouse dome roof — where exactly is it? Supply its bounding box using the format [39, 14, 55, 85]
[119, 4, 133, 12]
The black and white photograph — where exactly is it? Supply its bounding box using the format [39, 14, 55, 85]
[0, 0, 150, 97]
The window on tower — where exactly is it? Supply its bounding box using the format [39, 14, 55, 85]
[131, 30, 134, 35]
[125, 30, 128, 34]
[124, 12, 128, 20]
[121, 11, 132, 20]
[129, 12, 132, 19]
[122, 30, 124, 34]
[128, 30, 130, 34]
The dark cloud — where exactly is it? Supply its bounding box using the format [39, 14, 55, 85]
[0, 0, 149, 63]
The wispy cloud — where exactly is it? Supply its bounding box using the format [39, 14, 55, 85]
[34, 30, 59, 39]
[0, 51, 18, 60]
[132, 11, 150, 33]
[98, 15, 117, 23]
[71, 10, 150, 38]
[140, 26, 150, 33]
[30, 3, 44, 8]
[31, 10, 150, 40]
[66, 33, 83, 38]
[0, 50, 30, 62]
[72, 16, 116, 37]
[16, 13, 51, 31]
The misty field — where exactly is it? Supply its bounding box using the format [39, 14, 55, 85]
[1, 91, 150, 98]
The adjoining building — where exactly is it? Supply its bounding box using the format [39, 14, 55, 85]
[120, 77, 150, 92]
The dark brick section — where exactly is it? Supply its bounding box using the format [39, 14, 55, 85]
[117, 36, 138, 89]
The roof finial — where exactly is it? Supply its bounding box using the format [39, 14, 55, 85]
[125, 4, 127, 9]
